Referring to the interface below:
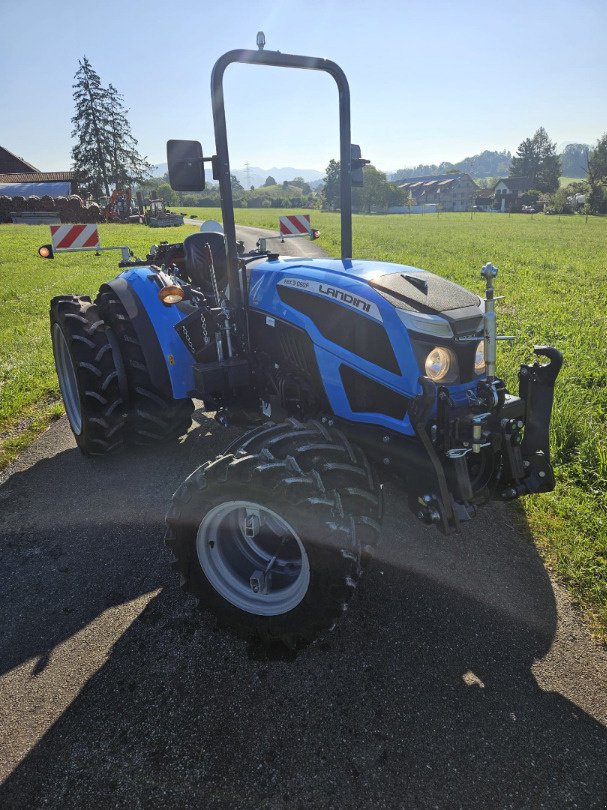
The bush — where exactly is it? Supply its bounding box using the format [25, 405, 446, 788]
[521, 189, 542, 205]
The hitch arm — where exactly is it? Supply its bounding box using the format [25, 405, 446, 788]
[518, 346, 563, 493]
[410, 377, 459, 533]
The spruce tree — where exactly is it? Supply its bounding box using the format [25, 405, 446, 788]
[71, 58, 151, 200]
[510, 127, 561, 192]
[71, 57, 112, 198]
[106, 83, 152, 189]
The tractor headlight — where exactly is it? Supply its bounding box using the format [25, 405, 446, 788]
[424, 346, 458, 383]
[474, 340, 486, 374]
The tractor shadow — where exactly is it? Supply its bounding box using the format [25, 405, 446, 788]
[1, 414, 606, 807]
[0, 409, 241, 677]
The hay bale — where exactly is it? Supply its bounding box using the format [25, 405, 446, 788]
[0, 196, 11, 223]
[86, 203, 102, 223]
[39, 195, 56, 211]
[11, 195, 26, 212]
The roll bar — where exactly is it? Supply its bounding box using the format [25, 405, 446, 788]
[211, 47, 354, 306]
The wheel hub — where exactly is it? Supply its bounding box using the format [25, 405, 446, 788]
[196, 501, 310, 616]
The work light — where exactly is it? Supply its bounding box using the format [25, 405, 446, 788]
[158, 285, 185, 305]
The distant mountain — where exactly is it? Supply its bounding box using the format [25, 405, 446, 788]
[390, 150, 512, 182]
[232, 166, 324, 188]
[150, 163, 323, 187]
[151, 163, 168, 178]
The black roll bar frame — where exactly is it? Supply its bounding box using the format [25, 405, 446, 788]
[211, 48, 353, 309]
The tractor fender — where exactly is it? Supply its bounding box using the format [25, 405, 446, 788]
[105, 271, 195, 400]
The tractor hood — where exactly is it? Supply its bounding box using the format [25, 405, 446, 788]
[256, 256, 482, 319]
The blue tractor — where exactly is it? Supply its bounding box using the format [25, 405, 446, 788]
[48, 39, 562, 646]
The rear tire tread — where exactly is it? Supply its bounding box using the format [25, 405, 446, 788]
[50, 295, 126, 456]
[96, 287, 193, 444]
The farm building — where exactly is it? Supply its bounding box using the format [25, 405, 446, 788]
[493, 177, 532, 212]
[399, 173, 478, 212]
[474, 187, 496, 212]
[0, 145, 79, 197]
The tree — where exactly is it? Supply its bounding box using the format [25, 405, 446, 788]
[263, 176, 276, 187]
[354, 165, 402, 213]
[551, 187, 572, 214]
[71, 57, 151, 199]
[320, 159, 341, 210]
[587, 133, 607, 214]
[560, 143, 591, 178]
[71, 57, 112, 198]
[290, 176, 312, 194]
[231, 175, 244, 192]
[510, 127, 561, 192]
[105, 83, 152, 189]
[520, 189, 542, 206]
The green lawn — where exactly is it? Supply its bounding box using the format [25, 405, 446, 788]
[0, 222, 197, 466]
[1, 212, 606, 638]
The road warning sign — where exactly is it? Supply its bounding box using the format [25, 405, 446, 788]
[50, 224, 100, 251]
[279, 214, 311, 236]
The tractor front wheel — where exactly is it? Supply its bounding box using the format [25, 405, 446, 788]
[50, 295, 127, 455]
[165, 418, 383, 646]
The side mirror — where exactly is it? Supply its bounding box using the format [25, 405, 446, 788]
[351, 144, 370, 188]
[167, 140, 206, 191]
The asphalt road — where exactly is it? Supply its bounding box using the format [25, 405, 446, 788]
[1, 226, 606, 808]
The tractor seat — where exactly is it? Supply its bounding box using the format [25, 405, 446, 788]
[183, 231, 228, 300]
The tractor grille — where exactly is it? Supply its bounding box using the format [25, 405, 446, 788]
[277, 285, 400, 375]
[340, 365, 409, 421]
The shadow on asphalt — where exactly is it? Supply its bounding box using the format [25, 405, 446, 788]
[1, 413, 606, 807]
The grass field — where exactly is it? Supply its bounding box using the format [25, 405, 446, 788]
[559, 176, 585, 187]
[1, 212, 606, 637]
[0, 223, 196, 467]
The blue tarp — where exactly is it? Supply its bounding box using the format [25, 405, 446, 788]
[0, 182, 71, 198]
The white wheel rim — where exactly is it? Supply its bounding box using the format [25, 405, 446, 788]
[196, 501, 310, 616]
[52, 322, 82, 435]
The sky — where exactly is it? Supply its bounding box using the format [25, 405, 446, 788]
[1, 0, 606, 175]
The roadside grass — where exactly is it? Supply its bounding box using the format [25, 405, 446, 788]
[1, 212, 606, 639]
[0, 223, 196, 468]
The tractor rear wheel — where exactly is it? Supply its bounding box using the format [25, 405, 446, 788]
[165, 418, 383, 647]
[50, 295, 127, 456]
[96, 287, 194, 445]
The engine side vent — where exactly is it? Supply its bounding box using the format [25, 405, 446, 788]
[340, 364, 409, 421]
[277, 285, 400, 375]
[278, 322, 317, 377]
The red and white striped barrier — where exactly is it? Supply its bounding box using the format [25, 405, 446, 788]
[50, 224, 100, 251]
[256, 214, 320, 252]
[279, 214, 311, 236]
[39, 223, 131, 262]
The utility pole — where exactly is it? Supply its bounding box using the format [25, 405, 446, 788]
[245, 161, 251, 188]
